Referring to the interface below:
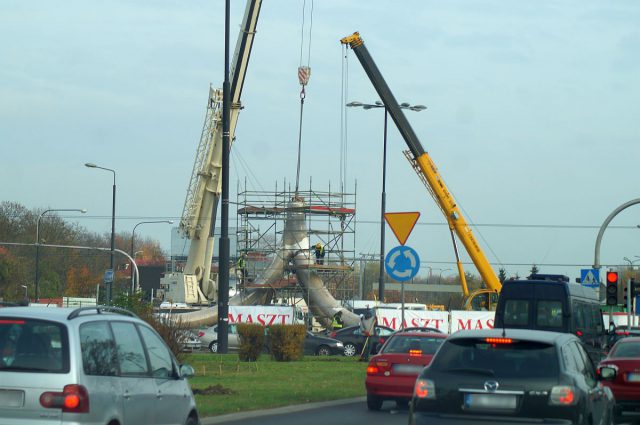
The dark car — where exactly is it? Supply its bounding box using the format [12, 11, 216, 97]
[328, 325, 394, 357]
[303, 331, 344, 355]
[409, 328, 617, 425]
[598, 336, 640, 420]
[365, 332, 446, 410]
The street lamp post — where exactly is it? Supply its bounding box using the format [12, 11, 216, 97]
[85, 162, 116, 305]
[21, 285, 28, 300]
[35, 208, 86, 302]
[438, 268, 452, 284]
[347, 100, 426, 302]
[623, 257, 640, 267]
[130, 220, 173, 293]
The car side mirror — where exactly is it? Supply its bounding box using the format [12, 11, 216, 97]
[597, 365, 616, 381]
[179, 364, 195, 379]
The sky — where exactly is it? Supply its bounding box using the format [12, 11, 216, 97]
[1, 0, 639, 285]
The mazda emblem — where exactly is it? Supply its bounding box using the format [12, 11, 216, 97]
[484, 381, 499, 392]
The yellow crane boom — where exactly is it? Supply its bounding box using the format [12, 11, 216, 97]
[341, 32, 501, 309]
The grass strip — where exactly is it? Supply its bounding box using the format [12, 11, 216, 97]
[185, 353, 367, 417]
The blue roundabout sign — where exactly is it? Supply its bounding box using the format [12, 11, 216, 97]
[384, 245, 420, 282]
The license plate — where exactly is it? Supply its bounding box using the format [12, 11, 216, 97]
[464, 393, 516, 410]
[392, 364, 424, 374]
[0, 389, 24, 408]
[627, 373, 640, 382]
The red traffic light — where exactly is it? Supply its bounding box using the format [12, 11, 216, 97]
[607, 271, 619, 283]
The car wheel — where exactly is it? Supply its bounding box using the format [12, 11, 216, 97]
[209, 341, 218, 353]
[316, 345, 331, 356]
[343, 343, 357, 357]
[367, 394, 383, 411]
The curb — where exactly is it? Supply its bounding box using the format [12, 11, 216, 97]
[200, 396, 366, 424]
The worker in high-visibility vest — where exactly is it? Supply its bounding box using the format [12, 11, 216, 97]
[237, 253, 247, 285]
[314, 243, 325, 265]
[331, 312, 344, 330]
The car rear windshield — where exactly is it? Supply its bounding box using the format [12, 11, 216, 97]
[610, 340, 640, 358]
[429, 337, 558, 378]
[0, 317, 69, 373]
[382, 335, 444, 355]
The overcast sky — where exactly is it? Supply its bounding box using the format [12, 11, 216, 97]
[2, 0, 639, 284]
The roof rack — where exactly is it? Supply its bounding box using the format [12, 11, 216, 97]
[67, 306, 138, 320]
[528, 274, 570, 283]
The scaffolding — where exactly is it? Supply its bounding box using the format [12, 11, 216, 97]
[236, 179, 357, 303]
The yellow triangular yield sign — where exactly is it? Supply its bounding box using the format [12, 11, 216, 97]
[384, 212, 421, 245]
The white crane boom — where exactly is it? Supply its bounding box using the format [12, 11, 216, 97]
[162, 0, 263, 304]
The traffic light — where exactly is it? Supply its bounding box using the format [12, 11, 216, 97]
[632, 278, 638, 300]
[606, 271, 618, 306]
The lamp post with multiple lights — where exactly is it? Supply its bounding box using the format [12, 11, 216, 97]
[346, 100, 426, 302]
[35, 208, 86, 301]
[85, 162, 116, 304]
[130, 220, 173, 292]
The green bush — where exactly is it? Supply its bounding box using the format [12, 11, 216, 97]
[237, 323, 265, 362]
[268, 324, 306, 361]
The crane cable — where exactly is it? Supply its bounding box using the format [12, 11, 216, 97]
[294, 0, 313, 195]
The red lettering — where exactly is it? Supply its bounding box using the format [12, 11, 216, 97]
[277, 314, 289, 325]
[380, 317, 398, 330]
[228, 313, 241, 323]
[457, 319, 472, 330]
[486, 318, 494, 329]
[411, 318, 421, 327]
[266, 314, 278, 326]
[245, 314, 254, 324]
[257, 314, 266, 326]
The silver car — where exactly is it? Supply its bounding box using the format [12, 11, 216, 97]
[0, 306, 200, 425]
[198, 324, 241, 353]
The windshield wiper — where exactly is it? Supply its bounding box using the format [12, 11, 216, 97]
[444, 367, 495, 376]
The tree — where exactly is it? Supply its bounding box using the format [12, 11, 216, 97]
[498, 268, 507, 283]
[530, 264, 539, 276]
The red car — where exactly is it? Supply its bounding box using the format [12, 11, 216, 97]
[598, 336, 640, 418]
[364, 332, 446, 410]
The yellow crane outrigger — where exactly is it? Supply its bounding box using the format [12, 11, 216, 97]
[341, 32, 500, 311]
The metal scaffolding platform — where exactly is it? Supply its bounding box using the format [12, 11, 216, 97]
[236, 179, 357, 302]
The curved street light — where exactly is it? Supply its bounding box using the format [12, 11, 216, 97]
[130, 220, 173, 293]
[623, 256, 640, 267]
[85, 162, 116, 304]
[35, 208, 87, 301]
[347, 100, 426, 302]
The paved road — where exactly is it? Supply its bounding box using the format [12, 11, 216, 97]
[202, 397, 640, 425]
[202, 397, 408, 425]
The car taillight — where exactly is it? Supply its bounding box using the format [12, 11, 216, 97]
[367, 359, 389, 375]
[414, 379, 435, 399]
[40, 385, 90, 413]
[409, 349, 422, 357]
[329, 332, 337, 338]
[197, 331, 205, 337]
[366, 365, 379, 374]
[576, 330, 583, 337]
[0, 319, 25, 324]
[549, 386, 577, 406]
[485, 337, 512, 344]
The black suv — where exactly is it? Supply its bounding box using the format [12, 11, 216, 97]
[409, 329, 616, 425]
